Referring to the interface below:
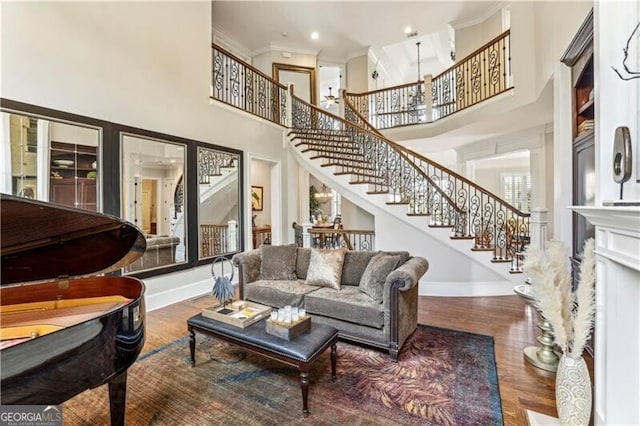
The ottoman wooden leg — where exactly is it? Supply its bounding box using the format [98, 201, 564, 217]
[331, 342, 337, 380]
[300, 370, 309, 417]
[189, 328, 196, 366]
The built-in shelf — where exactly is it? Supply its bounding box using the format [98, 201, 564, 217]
[575, 129, 594, 143]
[578, 98, 594, 115]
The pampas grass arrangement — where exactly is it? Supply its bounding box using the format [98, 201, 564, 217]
[523, 238, 596, 359]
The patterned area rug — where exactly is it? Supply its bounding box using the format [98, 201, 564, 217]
[62, 325, 503, 425]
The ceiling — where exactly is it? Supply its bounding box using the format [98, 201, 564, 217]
[212, 1, 499, 63]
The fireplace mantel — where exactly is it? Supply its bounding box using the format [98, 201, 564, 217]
[572, 206, 640, 272]
[572, 205, 640, 425]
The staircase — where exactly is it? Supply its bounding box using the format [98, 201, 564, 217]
[209, 41, 530, 288]
[289, 94, 530, 279]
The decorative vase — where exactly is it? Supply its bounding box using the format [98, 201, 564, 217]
[555, 354, 592, 425]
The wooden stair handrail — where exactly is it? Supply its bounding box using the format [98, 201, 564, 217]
[295, 94, 526, 217]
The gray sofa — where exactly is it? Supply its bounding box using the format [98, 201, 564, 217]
[232, 244, 429, 361]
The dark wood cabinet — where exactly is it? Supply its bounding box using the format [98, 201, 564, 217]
[561, 9, 595, 261]
[561, 8, 594, 357]
[50, 141, 98, 211]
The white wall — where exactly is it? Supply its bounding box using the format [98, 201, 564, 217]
[454, 9, 503, 60]
[533, 1, 593, 99]
[0, 1, 295, 310]
[340, 195, 375, 230]
[346, 54, 370, 93]
[594, 2, 640, 203]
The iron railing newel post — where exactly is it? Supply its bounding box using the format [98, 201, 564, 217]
[424, 74, 433, 122]
[286, 84, 294, 129]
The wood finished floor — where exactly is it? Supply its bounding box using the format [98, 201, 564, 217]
[145, 294, 593, 425]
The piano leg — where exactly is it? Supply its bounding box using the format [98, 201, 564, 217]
[108, 371, 127, 426]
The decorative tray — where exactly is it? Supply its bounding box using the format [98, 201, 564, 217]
[202, 300, 272, 328]
[266, 315, 311, 341]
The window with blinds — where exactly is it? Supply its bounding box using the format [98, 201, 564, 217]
[501, 174, 531, 212]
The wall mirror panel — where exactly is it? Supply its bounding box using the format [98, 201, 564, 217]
[2, 100, 245, 278]
[121, 133, 186, 273]
[273, 63, 316, 105]
[1, 110, 101, 210]
[198, 147, 240, 259]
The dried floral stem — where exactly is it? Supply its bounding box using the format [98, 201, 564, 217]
[524, 243, 569, 352]
[572, 238, 596, 358]
[523, 239, 596, 358]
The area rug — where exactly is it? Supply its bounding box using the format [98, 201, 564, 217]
[62, 325, 503, 425]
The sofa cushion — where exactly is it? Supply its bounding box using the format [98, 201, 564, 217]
[305, 248, 346, 290]
[295, 247, 312, 280]
[245, 279, 319, 308]
[340, 251, 377, 286]
[359, 253, 402, 303]
[258, 244, 297, 280]
[304, 286, 384, 329]
[384, 250, 410, 266]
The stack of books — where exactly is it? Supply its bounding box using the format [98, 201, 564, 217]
[578, 119, 594, 135]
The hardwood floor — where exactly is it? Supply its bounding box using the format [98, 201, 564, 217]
[145, 293, 592, 425]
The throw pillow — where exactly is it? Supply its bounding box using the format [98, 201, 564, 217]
[258, 244, 297, 280]
[305, 248, 346, 290]
[358, 253, 401, 303]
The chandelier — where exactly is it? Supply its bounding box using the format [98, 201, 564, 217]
[314, 184, 333, 204]
[198, 149, 235, 184]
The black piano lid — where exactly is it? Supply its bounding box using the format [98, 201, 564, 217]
[1, 193, 146, 285]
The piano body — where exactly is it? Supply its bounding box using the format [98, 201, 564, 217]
[0, 194, 146, 425]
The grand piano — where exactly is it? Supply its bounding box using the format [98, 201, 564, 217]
[0, 194, 146, 425]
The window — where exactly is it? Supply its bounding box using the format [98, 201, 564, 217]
[501, 174, 531, 212]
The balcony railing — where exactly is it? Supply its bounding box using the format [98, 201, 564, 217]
[292, 222, 375, 251]
[344, 30, 512, 129]
[344, 81, 427, 130]
[252, 226, 272, 249]
[200, 224, 235, 257]
[211, 43, 287, 126]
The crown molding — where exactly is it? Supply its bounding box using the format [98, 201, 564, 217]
[252, 43, 319, 58]
[346, 47, 371, 61]
[212, 29, 251, 61]
[560, 8, 593, 66]
[450, 2, 507, 31]
[317, 55, 347, 66]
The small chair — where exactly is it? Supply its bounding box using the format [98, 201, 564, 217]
[325, 217, 342, 249]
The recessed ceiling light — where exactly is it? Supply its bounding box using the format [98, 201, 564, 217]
[404, 26, 412, 34]
[310, 32, 319, 40]
[281, 32, 288, 38]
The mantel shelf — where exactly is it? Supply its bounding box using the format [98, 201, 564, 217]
[571, 205, 640, 232]
[572, 205, 640, 272]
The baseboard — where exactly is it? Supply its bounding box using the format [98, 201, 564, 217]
[145, 278, 212, 312]
[419, 280, 519, 297]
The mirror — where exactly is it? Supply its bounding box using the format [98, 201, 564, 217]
[198, 147, 240, 259]
[273, 63, 316, 105]
[1, 111, 101, 210]
[121, 132, 186, 273]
